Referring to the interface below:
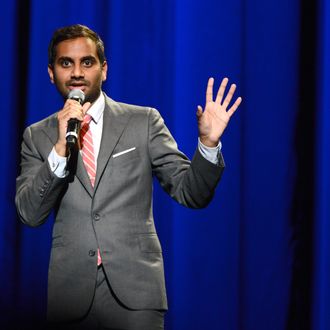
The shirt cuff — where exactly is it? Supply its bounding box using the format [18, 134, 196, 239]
[48, 147, 68, 178]
[198, 138, 222, 165]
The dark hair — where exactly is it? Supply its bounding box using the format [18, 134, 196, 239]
[48, 24, 106, 66]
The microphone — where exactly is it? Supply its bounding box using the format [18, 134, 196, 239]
[66, 89, 85, 148]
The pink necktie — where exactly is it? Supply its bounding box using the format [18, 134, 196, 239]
[80, 114, 102, 266]
[80, 114, 96, 187]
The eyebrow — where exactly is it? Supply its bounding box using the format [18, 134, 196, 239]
[81, 56, 96, 61]
[57, 56, 73, 63]
[56, 55, 97, 63]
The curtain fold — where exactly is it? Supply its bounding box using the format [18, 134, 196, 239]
[312, 0, 330, 329]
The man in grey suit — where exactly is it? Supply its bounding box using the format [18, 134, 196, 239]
[15, 25, 242, 329]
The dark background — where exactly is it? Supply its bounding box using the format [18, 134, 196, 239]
[1, 0, 329, 329]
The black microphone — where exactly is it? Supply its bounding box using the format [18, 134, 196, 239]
[66, 89, 85, 148]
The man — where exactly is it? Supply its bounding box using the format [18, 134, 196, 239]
[15, 24, 242, 329]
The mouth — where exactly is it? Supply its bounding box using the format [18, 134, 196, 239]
[66, 81, 88, 91]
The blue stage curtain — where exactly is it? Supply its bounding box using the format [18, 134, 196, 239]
[0, 0, 21, 323]
[312, 0, 330, 329]
[0, 0, 326, 329]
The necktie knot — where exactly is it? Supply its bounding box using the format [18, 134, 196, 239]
[80, 115, 92, 143]
[83, 114, 92, 125]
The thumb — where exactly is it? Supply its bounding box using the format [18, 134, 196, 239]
[82, 102, 92, 114]
[196, 105, 203, 118]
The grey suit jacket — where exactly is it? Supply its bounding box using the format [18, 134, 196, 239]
[15, 94, 225, 322]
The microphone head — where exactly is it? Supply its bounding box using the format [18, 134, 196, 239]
[67, 89, 85, 104]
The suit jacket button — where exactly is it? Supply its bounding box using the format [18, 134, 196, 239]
[89, 250, 96, 257]
[93, 213, 100, 221]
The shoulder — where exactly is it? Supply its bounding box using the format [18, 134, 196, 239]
[27, 113, 58, 131]
[22, 113, 58, 147]
[103, 93, 160, 119]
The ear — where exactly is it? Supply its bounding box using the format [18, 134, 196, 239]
[101, 61, 108, 82]
[48, 65, 55, 84]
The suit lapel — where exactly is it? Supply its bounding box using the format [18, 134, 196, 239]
[75, 151, 94, 196]
[94, 97, 132, 192]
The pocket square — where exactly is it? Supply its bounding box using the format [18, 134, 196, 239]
[112, 147, 136, 158]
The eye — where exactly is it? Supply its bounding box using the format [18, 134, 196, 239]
[60, 59, 72, 68]
[83, 59, 93, 67]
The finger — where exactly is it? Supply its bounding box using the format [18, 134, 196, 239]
[215, 77, 229, 104]
[222, 83, 237, 108]
[82, 102, 92, 114]
[206, 77, 214, 103]
[62, 112, 84, 122]
[64, 99, 81, 107]
[227, 97, 242, 117]
[60, 106, 84, 121]
[196, 105, 203, 118]
[62, 101, 82, 114]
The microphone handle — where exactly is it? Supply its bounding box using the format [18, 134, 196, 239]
[66, 119, 81, 148]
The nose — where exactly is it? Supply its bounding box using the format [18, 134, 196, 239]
[71, 64, 84, 79]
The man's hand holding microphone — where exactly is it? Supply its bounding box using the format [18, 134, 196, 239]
[55, 89, 91, 156]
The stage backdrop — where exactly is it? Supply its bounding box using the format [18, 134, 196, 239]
[0, 1, 328, 329]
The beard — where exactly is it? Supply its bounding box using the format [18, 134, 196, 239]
[53, 73, 103, 104]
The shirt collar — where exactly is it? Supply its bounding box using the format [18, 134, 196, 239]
[86, 92, 105, 124]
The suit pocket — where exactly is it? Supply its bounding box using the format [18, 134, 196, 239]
[138, 233, 162, 253]
[112, 147, 140, 166]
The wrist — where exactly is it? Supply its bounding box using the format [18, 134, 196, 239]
[199, 136, 218, 148]
[55, 141, 67, 157]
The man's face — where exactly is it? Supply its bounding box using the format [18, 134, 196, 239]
[48, 37, 107, 103]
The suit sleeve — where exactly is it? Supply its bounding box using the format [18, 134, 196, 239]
[148, 108, 225, 208]
[15, 126, 67, 227]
